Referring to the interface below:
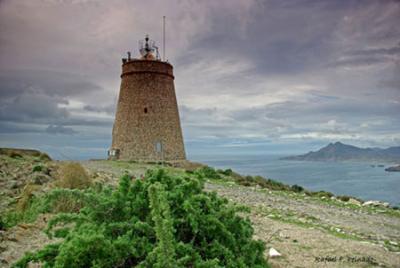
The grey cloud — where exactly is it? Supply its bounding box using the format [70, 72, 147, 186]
[179, 0, 356, 75]
[326, 57, 388, 68]
[380, 63, 400, 90]
[347, 43, 400, 57]
[0, 91, 69, 123]
[328, 43, 400, 68]
[46, 124, 78, 135]
[0, 68, 115, 129]
[0, 121, 44, 134]
[181, 93, 400, 143]
[83, 104, 115, 115]
[0, 69, 103, 99]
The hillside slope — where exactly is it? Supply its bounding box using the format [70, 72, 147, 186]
[0, 150, 399, 267]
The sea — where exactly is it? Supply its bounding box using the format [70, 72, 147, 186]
[189, 154, 400, 206]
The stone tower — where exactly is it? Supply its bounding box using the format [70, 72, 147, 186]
[109, 35, 186, 161]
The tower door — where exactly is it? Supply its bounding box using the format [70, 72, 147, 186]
[155, 141, 163, 161]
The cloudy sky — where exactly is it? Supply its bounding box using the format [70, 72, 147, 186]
[0, 0, 399, 159]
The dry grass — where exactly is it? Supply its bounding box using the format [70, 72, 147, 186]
[56, 162, 92, 189]
[51, 194, 85, 213]
[16, 184, 40, 212]
[0, 148, 51, 161]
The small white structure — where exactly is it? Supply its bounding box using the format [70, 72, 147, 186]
[269, 248, 282, 258]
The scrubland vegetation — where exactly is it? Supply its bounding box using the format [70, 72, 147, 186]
[10, 169, 268, 268]
[1, 149, 399, 267]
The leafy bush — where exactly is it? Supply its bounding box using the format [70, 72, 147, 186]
[56, 162, 92, 189]
[0, 215, 5, 230]
[13, 169, 268, 268]
[47, 189, 89, 213]
[9, 151, 23, 159]
[312, 191, 334, 199]
[234, 175, 291, 192]
[195, 166, 222, 180]
[32, 165, 43, 172]
[233, 175, 253, 186]
[217, 168, 233, 176]
[2, 187, 97, 229]
[337, 195, 350, 202]
[291, 184, 304, 193]
[39, 153, 52, 161]
[264, 178, 290, 191]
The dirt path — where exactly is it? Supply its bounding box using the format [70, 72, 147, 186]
[0, 215, 57, 268]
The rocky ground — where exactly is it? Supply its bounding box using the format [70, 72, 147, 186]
[206, 183, 400, 268]
[0, 152, 399, 267]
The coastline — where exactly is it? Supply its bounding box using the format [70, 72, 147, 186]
[190, 154, 400, 207]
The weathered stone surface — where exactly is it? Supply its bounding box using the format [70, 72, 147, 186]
[362, 200, 389, 207]
[348, 198, 362, 206]
[110, 59, 186, 161]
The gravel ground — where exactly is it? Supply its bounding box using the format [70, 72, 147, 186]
[205, 183, 400, 268]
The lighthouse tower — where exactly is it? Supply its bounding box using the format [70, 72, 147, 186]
[109, 35, 186, 161]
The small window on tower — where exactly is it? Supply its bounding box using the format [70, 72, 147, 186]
[144, 107, 148, 114]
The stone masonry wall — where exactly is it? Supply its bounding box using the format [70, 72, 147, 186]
[111, 59, 186, 161]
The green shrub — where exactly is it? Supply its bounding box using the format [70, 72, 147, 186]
[244, 175, 255, 184]
[217, 168, 233, 176]
[13, 169, 269, 268]
[313, 191, 334, 198]
[9, 151, 23, 159]
[3, 187, 97, 229]
[47, 189, 88, 213]
[234, 175, 255, 187]
[337, 195, 350, 202]
[233, 175, 289, 191]
[227, 170, 314, 196]
[0, 215, 5, 230]
[32, 165, 43, 172]
[56, 162, 92, 189]
[291, 184, 304, 193]
[264, 179, 290, 191]
[239, 180, 253, 187]
[195, 166, 221, 180]
[39, 153, 52, 162]
[253, 176, 269, 188]
[148, 182, 176, 267]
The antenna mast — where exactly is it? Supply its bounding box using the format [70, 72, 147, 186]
[163, 16, 166, 61]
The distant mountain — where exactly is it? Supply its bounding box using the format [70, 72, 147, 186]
[282, 142, 400, 163]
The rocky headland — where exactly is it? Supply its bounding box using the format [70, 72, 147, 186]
[283, 142, 400, 163]
[385, 165, 400, 172]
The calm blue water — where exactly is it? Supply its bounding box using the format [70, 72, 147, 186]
[189, 154, 400, 206]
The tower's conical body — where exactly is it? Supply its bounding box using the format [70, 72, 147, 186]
[109, 41, 185, 161]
